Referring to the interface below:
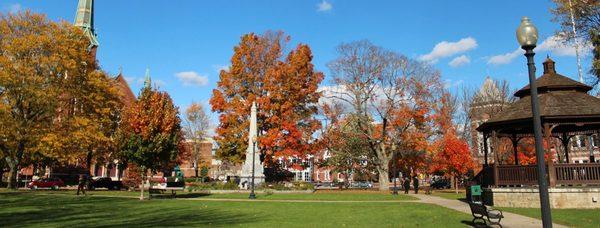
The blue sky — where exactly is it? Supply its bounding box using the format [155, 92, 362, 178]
[1, 1, 594, 130]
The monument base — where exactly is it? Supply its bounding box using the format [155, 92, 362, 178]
[239, 176, 265, 189]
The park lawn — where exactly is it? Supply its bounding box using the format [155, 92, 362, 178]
[430, 191, 466, 201]
[0, 191, 472, 227]
[13, 189, 417, 201]
[499, 207, 600, 228]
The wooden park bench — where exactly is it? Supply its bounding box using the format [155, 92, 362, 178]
[468, 201, 504, 227]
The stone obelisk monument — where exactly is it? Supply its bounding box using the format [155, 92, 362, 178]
[239, 102, 264, 189]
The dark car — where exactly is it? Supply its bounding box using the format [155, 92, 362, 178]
[431, 178, 451, 189]
[28, 178, 65, 190]
[89, 177, 122, 190]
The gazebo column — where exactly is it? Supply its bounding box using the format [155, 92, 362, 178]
[587, 134, 596, 163]
[543, 124, 557, 162]
[483, 133, 489, 166]
[560, 133, 571, 163]
[511, 134, 519, 165]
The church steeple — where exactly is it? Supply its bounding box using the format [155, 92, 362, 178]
[74, 0, 99, 50]
[144, 68, 152, 88]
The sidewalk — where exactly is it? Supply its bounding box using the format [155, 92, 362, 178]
[411, 193, 567, 228]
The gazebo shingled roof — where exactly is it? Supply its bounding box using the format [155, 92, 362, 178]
[476, 57, 600, 137]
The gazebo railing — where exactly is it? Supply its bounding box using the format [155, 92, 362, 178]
[554, 163, 600, 185]
[479, 163, 600, 187]
[495, 165, 539, 186]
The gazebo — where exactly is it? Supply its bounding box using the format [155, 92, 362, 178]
[472, 58, 600, 208]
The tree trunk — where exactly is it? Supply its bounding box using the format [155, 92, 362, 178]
[376, 143, 391, 191]
[6, 163, 17, 189]
[194, 161, 199, 182]
[85, 151, 93, 176]
[378, 167, 389, 191]
[453, 175, 458, 194]
[147, 173, 152, 200]
[6, 142, 25, 189]
[140, 171, 145, 200]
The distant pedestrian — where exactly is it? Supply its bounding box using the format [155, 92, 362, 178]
[413, 175, 419, 194]
[77, 174, 87, 196]
[403, 177, 410, 194]
[424, 175, 431, 195]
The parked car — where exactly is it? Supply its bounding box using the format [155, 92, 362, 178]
[89, 177, 122, 190]
[431, 178, 451, 189]
[28, 178, 65, 190]
[314, 182, 337, 189]
[351, 181, 373, 189]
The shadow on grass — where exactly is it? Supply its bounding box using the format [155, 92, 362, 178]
[460, 220, 489, 228]
[0, 192, 257, 227]
[151, 192, 212, 199]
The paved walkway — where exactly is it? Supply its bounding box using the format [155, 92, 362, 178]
[411, 194, 567, 228]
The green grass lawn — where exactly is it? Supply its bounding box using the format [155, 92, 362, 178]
[0, 191, 472, 227]
[430, 191, 466, 201]
[499, 207, 600, 228]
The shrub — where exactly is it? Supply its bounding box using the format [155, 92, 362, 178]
[186, 181, 239, 191]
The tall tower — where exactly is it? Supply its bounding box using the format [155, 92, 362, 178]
[144, 68, 152, 88]
[74, 0, 99, 58]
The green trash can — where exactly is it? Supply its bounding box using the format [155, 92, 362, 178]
[470, 185, 482, 202]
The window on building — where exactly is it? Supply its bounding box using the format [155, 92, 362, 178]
[304, 172, 310, 182]
[592, 135, 599, 148]
[295, 172, 302, 181]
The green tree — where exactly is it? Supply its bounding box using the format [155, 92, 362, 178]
[117, 84, 184, 200]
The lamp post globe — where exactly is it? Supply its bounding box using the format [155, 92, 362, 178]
[516, 17, 539, 48]
[516, 17, 552, 228]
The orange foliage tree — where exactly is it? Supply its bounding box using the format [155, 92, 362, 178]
[210, 31, 323, 165]
[430, 92, 475, 192]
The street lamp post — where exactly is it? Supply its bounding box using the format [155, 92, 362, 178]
[249, 136, 257, 199]
[516, 16, 553, 228]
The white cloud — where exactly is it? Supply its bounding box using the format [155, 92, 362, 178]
[487, 34, 591, 66]
[212, 64, 229, 73]
[448, 55, 471, 67]
[443, 79, 464, 89]
[175, 71, 209, 87]
[317, 1, 332, 12]
[419, 37, 478, 63]
[8, 3, 21, 14]
[537, 35, 591, 57]
[487, 48, 523, 65]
